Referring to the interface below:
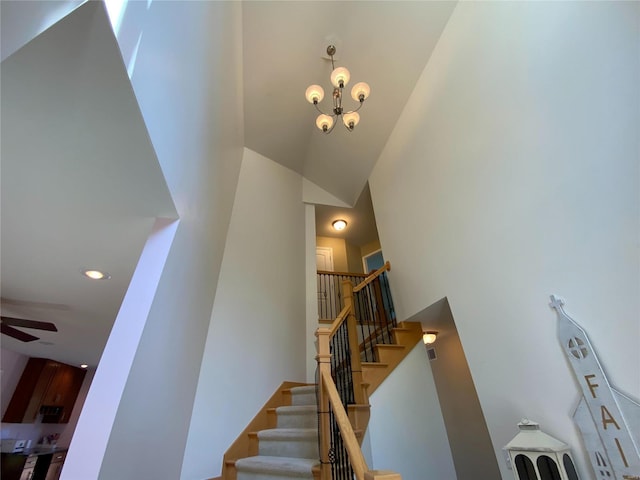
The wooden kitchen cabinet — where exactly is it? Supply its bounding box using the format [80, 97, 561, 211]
[2, 358, 86, 424]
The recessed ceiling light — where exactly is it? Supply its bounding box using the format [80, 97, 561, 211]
[82, 269, 111, 280]
[332, 219, 347, 231]
[80, 364, 88, 369]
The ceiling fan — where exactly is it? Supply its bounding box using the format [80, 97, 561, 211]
[1, 316, 58, 342]
[0, 297, 65, 342]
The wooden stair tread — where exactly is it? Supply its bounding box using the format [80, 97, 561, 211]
[375, 344, 405, 350]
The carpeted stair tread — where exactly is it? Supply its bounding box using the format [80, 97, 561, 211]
[235, 455, 318, 478]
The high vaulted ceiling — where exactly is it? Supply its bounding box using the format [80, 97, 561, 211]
[242, 1, 457, 206]
[0, 1, 457, 368]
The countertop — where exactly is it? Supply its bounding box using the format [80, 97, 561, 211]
[4, 447, 68, 457]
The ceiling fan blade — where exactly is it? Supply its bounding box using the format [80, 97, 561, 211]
[0, 297, 70, 311]
[1, 316, 58, 332]
[1, 323, 40, 342]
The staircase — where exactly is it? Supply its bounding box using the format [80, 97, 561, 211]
[221, 385, 321, 480]
[360, 321, 424, 393]
[217, 262, 420, 480]
[217, 321, 422, 480]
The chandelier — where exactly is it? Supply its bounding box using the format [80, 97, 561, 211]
[304, 45, 371, 134]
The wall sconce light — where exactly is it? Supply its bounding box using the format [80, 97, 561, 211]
[332, 219, 347, 231]
[423, 331, 438, 345]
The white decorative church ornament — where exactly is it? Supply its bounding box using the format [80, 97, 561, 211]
[504, 419, 580, 480]
[550, 295, 640, 480]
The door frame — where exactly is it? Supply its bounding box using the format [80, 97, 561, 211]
[362, 248, 383, 274]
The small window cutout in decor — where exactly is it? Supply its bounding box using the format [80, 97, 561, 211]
[514, 455, 537, 480]
[567, 337, 588, 359]
[537, 455, 562, 480]
[563, 454, 579, 480]
[426, 347, 437, 361]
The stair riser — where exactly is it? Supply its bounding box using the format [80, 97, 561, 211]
[235, 457, 318, 480]
[290, 393, 315, 406]
[277, 413, 317, 429]
[258, 439, 319, 459]
[362, 364, 389, 393]
[376, 347, 406, 365]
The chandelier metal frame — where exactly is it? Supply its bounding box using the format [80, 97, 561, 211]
[305, 45, 371, 134]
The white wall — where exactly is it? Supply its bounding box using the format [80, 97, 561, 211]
[369, 2, 639, 479]
[367, 343, 456, 480]
[181, 148, 307, 479]
[61, 2, 244, 479]
[305, 203, 319, 382]
[0, 0, 83, 61]
[428, 306, 500, 480]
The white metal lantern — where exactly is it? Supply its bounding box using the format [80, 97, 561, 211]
[504, 419, 580, 480]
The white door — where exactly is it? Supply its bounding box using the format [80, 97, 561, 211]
[316, 247, 334, 272]
[316, 247, 334, 318]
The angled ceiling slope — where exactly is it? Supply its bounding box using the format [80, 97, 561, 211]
[242, 1, 457, 205]
[1, 1, 176, 367]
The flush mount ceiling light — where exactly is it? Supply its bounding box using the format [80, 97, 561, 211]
[423, 331, 438, 345]
[82, 269, 111, 280]
[305, 45, 371, 134]
[332, 219, 347, 231]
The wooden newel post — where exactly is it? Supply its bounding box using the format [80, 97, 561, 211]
[342, 280, 366, 405]
[316, 327, 332, 480]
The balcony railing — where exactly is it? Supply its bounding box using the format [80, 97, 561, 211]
[317, 271, 367, 320]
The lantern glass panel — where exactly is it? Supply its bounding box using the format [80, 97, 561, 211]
[563, 454, 579, 480]
[537, 456, 562, 480]
[515, 455, 538, 480]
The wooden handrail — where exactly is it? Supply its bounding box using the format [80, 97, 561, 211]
[353, 261, 391, 293]
[321, 369, 368, 480]
[328, 303, 351, 337]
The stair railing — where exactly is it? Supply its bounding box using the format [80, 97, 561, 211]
[353, 261, 397, 362]
[315, 262, 402, 480]
[317, 270, 367, 320]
